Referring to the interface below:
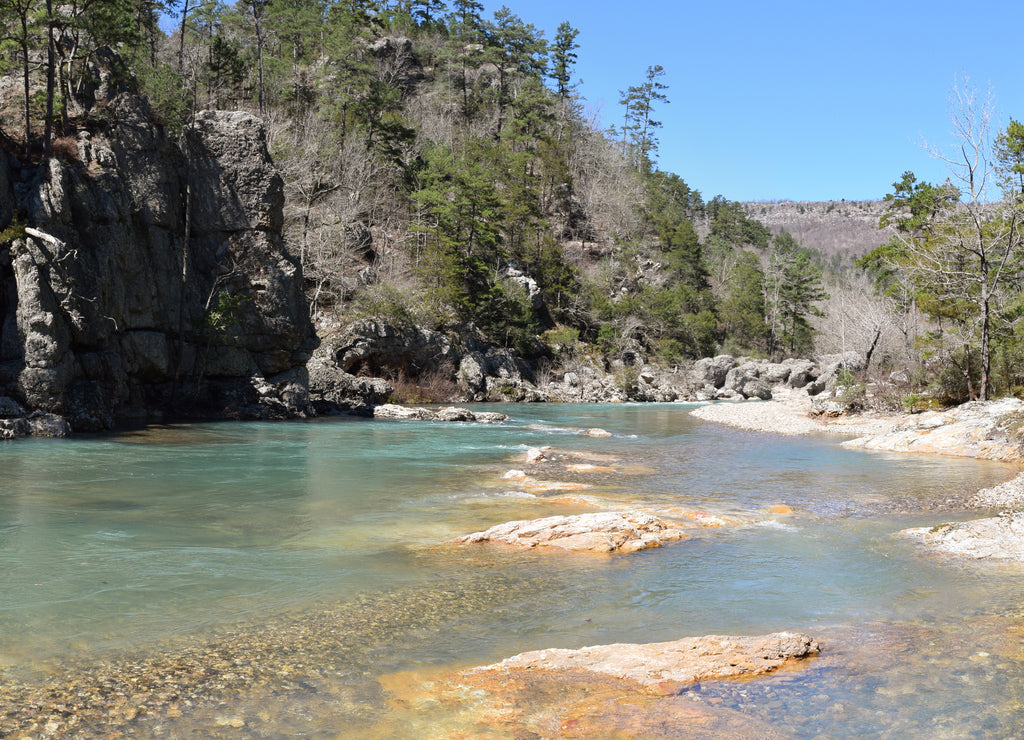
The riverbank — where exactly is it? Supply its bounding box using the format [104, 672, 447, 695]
[688, 389, 900, 437]
[690, 392, 1024, 464]
[692, 392, 1024, 566]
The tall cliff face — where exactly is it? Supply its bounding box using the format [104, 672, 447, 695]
[0, 76, 315, 430]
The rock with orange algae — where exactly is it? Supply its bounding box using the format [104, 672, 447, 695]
[565, 463, 617, 473]
[645, 506, 749, 528]
[499, 469, 590, 493]
[450, 511, 686, 553]
[376, 661, 796, 740]
[769, 504, 795, 515]
[544, 494, 605, 507]
[474, 632, 820, 688]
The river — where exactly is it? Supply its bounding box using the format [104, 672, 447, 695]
[1, 403, 1022, 737]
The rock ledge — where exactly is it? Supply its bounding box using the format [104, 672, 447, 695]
[451, 511, 685, 553]
[474, 632, 820, 688]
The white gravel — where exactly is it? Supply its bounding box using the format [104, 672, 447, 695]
[689, 395, 899, 438]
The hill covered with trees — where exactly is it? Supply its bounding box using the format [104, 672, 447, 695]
[3, 0, 1024, 415]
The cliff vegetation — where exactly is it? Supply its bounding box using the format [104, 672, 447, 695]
[4, 0, 1024, 422]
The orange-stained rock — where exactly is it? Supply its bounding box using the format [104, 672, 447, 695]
[566, 463, 617, 473]
[499, 469, 591, 493]
[769, 504, 795, 515]
[377, 658, 798, 739]
[450, 511, 686, 553]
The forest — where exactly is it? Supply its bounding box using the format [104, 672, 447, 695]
[3, 0, 1024, 408]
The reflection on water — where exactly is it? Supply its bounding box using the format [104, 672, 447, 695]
[1, 404, 1023, 737]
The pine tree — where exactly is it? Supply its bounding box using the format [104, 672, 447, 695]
[549, 20, 578, 100]
[618, 64, 668, 173]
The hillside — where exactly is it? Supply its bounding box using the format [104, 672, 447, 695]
[742, 200, 893, 264]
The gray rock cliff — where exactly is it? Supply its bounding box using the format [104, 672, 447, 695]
[0, 56, 315, 431]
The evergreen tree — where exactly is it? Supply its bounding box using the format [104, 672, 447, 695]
[549, 20, 578, 100]
[765, 231, 827, 358]
[720, 251, 768, 353]
[618, 64, 668, 173]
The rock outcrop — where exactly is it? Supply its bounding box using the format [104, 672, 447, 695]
[371, 403, 508, 423]
[306, 341, 392, 415]
[843, 397, 1024, 462]
[451, 511, 686, 553]
[473, 632, 821, 688]
[901, 513, 1024, 561]
[0, 51, 315, 432]
[324, 318, 546, 403]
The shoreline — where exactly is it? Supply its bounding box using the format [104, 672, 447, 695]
[688, 389, 901, 438]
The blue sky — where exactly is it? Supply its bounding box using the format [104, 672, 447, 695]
[481, 0, 1023, 203]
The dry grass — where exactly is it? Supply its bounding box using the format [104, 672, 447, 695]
[50, 136, 80, 163]
[387, 369, 460, 404]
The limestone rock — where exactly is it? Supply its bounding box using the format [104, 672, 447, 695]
[843, 397, 1024, 461]
[0, 55, 315, 429]
[334, 319, 457, 379]
[371, 404, 508, 423]
[724, 362, 774, 400]
[687, 355, 737, 389]
[474, 632, 820, 687]
[307, 342, 392, 414]
[0, 396, 25, 417]
[451, 511, 686, 553]
[901, 513, 1024, 560]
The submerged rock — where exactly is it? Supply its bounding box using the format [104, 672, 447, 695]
[451, 511, 685, 553]
[473, 632, 820, 688]
[902, 513, 1024, 561]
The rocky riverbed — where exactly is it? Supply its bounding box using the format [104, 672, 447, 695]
[692, 392, 1024, 565]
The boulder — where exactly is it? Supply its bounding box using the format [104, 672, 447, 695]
[474, 632, 821, 688]
[724, 362, 774, 400]
[24, 411, 72, 437]
[451, 511, 686, 553]
[816, 351, 865, 390]
[785, 359, 818, 388]
[687, 355, 736, 389]
[307, 342, 392, 414]
[333, 319, 458, 379]
[460, 347, 544, 402]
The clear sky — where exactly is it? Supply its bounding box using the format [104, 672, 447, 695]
[481, 0, 1024, 203]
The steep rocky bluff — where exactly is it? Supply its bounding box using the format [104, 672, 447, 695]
[0, 64, 315, 432]
[742, 200, 892, 263]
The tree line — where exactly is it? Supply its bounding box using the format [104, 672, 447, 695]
[16, 0, 956, 400]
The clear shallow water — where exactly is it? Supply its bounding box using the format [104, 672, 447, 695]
[2, 403, 1024, 737]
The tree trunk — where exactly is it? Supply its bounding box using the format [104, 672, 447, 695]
[43, 0, 55, 154]
[20, 13, 30, 155]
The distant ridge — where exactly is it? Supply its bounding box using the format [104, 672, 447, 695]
[742, 200, 893, 263]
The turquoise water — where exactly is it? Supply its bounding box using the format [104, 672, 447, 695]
[2, 404, 1023, 737]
